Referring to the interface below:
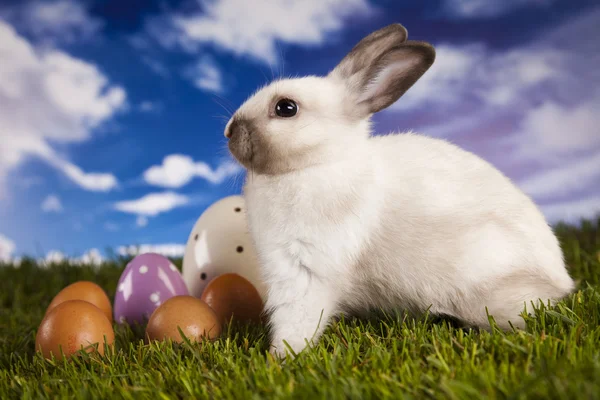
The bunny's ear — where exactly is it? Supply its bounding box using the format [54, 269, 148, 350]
[329, 24, 435, 117]
[329, 23, 409, 79]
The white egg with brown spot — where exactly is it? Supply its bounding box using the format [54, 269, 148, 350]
[182, 195, 267, 300]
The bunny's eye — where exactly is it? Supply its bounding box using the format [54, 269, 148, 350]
[275, 99, 298, 117]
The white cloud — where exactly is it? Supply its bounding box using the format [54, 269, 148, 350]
[143, 154, 243, 188]
[44, 250, 66, 264]
[117, 243, 186, 258]
[41, 194, 63, 212]
[78, 248, 103, 265]
[390, 43, 563, 112]
[541, 195, 600, 225]
[508, 98, 600, 162]
[187, 56, 224, 93]
[41, 248, 104, 266]
[0, 234, 15, 262]
[405, 7, 600, 138]
[148, 0, 375, 65]
[0, 0, 103, 44]
[114, 191, 190, 217]
[518, 152, 600, 199]
[442, 0, 556, 18]
[51, 160, 119, 191]
[136, 215, 148, 227]
[0, 20, 125, 194]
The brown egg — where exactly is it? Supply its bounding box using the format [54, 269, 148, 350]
[145, 295, 221, 344]
[36, 300, 115, 360]
[46, 281, 113, 323]
[200, 273, 264, 325]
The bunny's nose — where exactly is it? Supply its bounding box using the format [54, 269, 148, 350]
[224, 118, 240, 139]
[225, 117, 248, 140]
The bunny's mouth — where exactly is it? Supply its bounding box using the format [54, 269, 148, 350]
[227, 116, 285, 175]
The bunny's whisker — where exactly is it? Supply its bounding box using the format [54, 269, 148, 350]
[212, 114, 232, 122]
[210, 95, 234, 117]
[277, 41, 286, 79]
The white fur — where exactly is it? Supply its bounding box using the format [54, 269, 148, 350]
[227, 29, 575, 358]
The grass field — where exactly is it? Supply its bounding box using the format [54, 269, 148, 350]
[1, 218, 599, 399]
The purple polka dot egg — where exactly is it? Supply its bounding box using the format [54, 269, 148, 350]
[114, 252, 189, 325]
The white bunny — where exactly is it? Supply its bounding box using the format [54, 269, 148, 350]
[223, 24, 575, 358]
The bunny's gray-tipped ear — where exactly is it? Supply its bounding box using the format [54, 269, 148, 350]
[329, 24, 409, 79]
[328, 24, 435, 117]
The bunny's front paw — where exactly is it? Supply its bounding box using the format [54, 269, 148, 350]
[265, 277, 338, 359]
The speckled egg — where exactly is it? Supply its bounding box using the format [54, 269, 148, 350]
[36, 300, 115, 360]
[200, 273, 264, 325]
[46, 281, 113, 323]
[182, 195, 267, 301]
[145, 295, 221, 343]
[113, 252, 189, 325]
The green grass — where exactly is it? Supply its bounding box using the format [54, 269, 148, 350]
[1, 218, 600, 399]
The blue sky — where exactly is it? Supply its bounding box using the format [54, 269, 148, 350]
[0, 0, 599, 262]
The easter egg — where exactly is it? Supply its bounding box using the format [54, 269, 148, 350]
[200, 273, 264, 325]
[113, 252, 189, 325]
[36, 300, 115, 360]
[182, 195, 267, 301]
[145, 295, 221, 343]
[46, 281, 113, 323]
